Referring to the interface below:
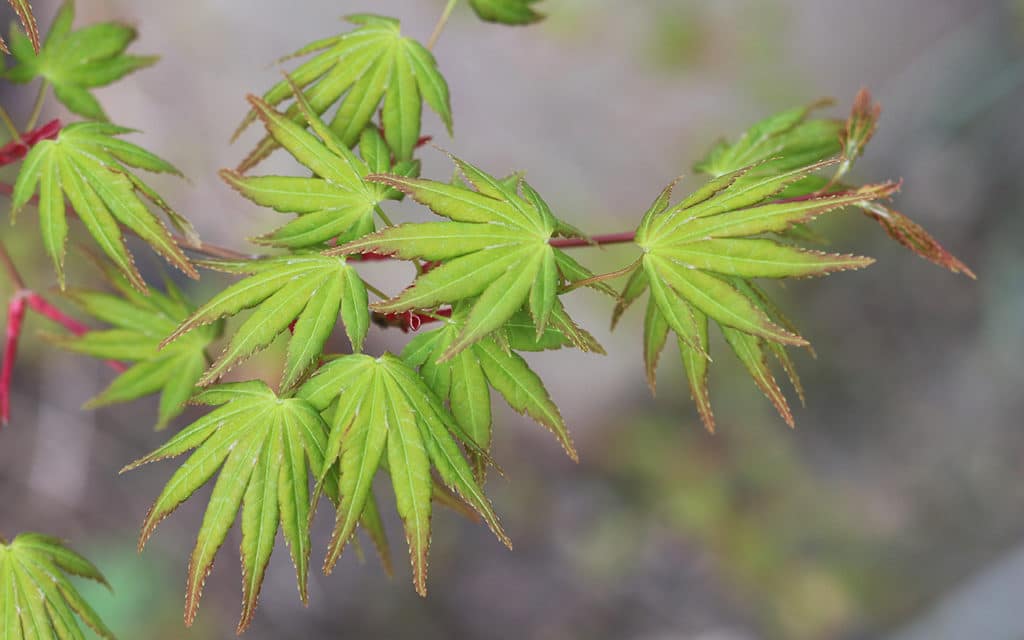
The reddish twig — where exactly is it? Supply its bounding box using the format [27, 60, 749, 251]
[550, 232, 636, 249]
[24, 294, 90, 336]
[1, 295, 27, 425]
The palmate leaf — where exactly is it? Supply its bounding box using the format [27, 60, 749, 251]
[0, 533, 115, 639]
[694, 92, 973, 276]
[3, 0, 158, 120]
[221, 93, 398, 249]
[123, 381, 329, 633]
[469, 0, 546, 25]
[163, 254, 369, 390]
[0, 0, 40, 54]
[10, 122, 197, 290]
[401, 304, 578, 471]
[297, 353, 510, 594]
[45, 269, 219, 430]
[234, 14, 451, 172]
[621, 159, 897, 429]
[331, 155, 601, 361]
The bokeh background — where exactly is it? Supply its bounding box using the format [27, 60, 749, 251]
[1, 1, 1022, 638]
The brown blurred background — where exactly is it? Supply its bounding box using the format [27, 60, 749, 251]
[1, 1, 1022, 638]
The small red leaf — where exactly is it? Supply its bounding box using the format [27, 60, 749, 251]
[860, 201, 975, 278]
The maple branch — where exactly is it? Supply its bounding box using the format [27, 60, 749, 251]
[427, 0, 459, 50]
[1, 294, 26, 425]
[551, 232, 636, 248]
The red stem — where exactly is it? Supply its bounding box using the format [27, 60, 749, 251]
[550, 232, 636, 248]
[1, 296, 27, 425]
[25, 294, 89, 335]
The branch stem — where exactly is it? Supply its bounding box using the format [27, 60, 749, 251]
[362, 280, 390, 300]
[564, 259, 640, 292]
[551, 232, 636, 248]
[374, 205, 396, 228]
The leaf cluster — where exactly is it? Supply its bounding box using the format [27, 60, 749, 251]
[0, 4, 976, 638]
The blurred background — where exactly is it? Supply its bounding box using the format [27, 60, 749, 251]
[1, 1, 1022, 638]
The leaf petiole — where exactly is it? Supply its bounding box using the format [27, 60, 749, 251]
[25, 80, 50, 133]
[428, 0, 460, 50]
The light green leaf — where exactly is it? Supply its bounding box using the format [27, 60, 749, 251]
[474, 338, 577, 461]
[225, 96, 382, 248]
[49, 270, 218, 430]
[722, 326, 794, 427]
[235, 15, 452, 172]
[333, 156, 600, 359]
[124, 382, 330, 632]
[10, 123, 196, 290]
[382, 44, 420, 161]
[37, 150, 68, 288]
[693, 98, 839, 177]
[0, 533, 115, 640]
[659, 239, 873, 279]
[3, 0, 157, 119]
[296, 354, 510, 593]
[164, 254, 366, 387]
[648, 254, 804, 346]
[469, 0, 546, 25]
[630, 151, 900, 429]
[382, 375, 432, 595]
[324, 374, 387, 572]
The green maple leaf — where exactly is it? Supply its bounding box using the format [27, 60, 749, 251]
[10, 121, 197, 291]
[401, 304, 578, 472]
[163, 254, 370, 390]
[695, 98, 842, 183]
[331, 155, 601, 361]
[0, 533, 115, 639]
[222, 92, 410, 249]
[500, 307, 598, 352]
[123, 381, 331, 633]
[3, 0, 158, 120]
[469, 0, 546, 25]
[45, 268, 219, 430]
[695, 94, 973, 277]
[297, 353, 510, 594]
[234, 14, 451, 172]
[0, 0, 40, 54]
[620, 161, 896, 429]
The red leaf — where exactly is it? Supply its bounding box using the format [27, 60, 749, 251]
[0, 119, 62, 167]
